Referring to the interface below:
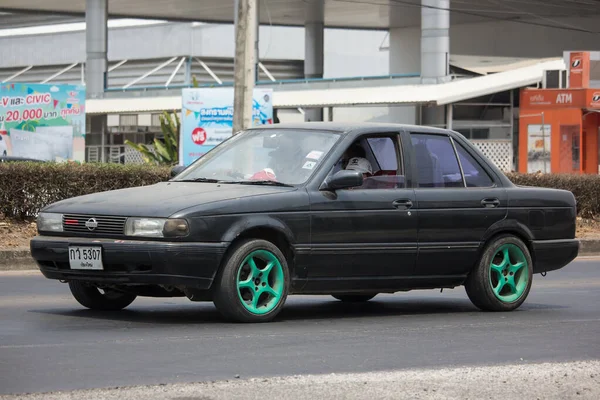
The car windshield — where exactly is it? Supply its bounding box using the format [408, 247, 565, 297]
[173, 129, 341, 185]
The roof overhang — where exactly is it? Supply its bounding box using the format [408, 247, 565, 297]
[85, 59, 566, 114]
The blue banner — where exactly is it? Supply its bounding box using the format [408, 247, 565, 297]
[180, 87, 273, 166]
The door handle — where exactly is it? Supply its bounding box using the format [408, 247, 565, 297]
[481, 198, 500, 208]
[393, 199, 413, 209]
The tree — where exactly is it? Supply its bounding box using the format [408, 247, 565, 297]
[125, 111, 180, 166]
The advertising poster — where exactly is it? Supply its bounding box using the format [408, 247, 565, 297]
[180, 87, 273, 166]
[527, 124, 551, 173]
[0, 83, 86, 162]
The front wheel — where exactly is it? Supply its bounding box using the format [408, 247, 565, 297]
[68, 282, 136, 311]
[332, 294, 377, 302]
[465, 235, 533, 312]
[213, 239, 289, 323]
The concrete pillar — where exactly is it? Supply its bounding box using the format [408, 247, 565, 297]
[421, 0, 449, 83]
[421, 0, 450, 126]
[304, 0, 324, 122]
[85, 0, 108, 97]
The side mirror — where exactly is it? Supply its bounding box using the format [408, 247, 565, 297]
[320, 170, 363, 191]
[170, 165, 186, 178]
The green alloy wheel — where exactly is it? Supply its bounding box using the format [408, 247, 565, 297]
[236, 250, 285, 314]
[213, 239, 290, 322]
[465, 235, 533, 312]
[489, 244, 529, 303]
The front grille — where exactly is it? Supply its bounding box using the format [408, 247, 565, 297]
[62, 214, 127, 235]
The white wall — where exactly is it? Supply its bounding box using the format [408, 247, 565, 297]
[332, 106, 417, 125]
[389, 27, 420, 75]
[324, 29, 389, 78]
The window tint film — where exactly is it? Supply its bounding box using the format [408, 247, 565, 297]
[332, 135, 406, 189]
[367, 137, 399, 172]
[411, 134, 464, 188]
[454, 143, 494, 187]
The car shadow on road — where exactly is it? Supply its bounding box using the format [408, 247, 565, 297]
[28, 295, 569, 325]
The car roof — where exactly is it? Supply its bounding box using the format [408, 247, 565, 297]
[249, 122, 452, 136]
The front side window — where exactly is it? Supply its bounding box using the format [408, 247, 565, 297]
[410, 133, 463, 188]
[331, 135, 405, 189]
[173, 129, 340, 185]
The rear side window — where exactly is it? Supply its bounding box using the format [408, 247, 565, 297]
[410, 134, 463, 188]
[454, 143, 494, 187]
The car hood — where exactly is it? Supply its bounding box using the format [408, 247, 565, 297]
[43, 182, 296, 217]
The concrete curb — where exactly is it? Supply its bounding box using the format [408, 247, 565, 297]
[0, 247, 35, 271]
[579, 239, 600, 256]
[2, 239, 600, 271]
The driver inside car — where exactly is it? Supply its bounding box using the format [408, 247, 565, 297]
[332, 142, 369, 175]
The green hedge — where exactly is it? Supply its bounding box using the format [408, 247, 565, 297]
[0, 162, 170, 219]
[1, 162, 598, 220]
[506, 173, 599, 218]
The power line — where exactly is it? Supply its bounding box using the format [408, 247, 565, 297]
[334, 0, 599, 34]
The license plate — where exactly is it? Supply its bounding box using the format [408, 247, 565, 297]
[68, 246, 103, 270]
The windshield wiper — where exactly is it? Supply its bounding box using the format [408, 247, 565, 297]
[176, 177, 221, 183]
[222, 180, 293, 187]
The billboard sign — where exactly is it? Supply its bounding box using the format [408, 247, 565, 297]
[0, 83, 86, 162]
[180, 87, 273, 166]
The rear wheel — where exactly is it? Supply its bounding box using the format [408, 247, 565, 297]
[465, 235, 533, 312]
[213, 239, 289, 323]
[68, 282, 136, 311]
[332, 294, 377, 302]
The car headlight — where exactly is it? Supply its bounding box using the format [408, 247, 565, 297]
[37, 212, 63, 232]
[125, 218, 189, 238]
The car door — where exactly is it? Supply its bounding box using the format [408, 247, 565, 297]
[306, 132, 418, 289]
[407, 131, 508, 277]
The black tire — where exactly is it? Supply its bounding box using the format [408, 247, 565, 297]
[332, 294, 377, 302]
[212, 239, 290, 323]
[68, 281, 136, 311]
[465, 235, 533, 312]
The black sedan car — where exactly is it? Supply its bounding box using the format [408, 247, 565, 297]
[31, 123, 579, 322]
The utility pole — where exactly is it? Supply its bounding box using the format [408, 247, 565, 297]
[232, 0, 257, 134]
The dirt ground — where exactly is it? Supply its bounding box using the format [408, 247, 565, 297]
[2, 215, 600, 250]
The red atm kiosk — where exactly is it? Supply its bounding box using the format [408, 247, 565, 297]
[519, 51, 600, 174]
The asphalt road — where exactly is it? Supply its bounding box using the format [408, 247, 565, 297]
[1, 259, 599, 396]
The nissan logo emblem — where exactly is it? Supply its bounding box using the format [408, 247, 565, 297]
[85, 218, 98, 231]
[572, 59, 581, 68]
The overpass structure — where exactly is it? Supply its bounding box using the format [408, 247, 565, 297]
[1, 0, 599, 168]
[2, 1, 599, 117]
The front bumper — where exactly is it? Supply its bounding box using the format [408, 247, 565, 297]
[30, 236, 228, 289]
[531, 238, 580, 274]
